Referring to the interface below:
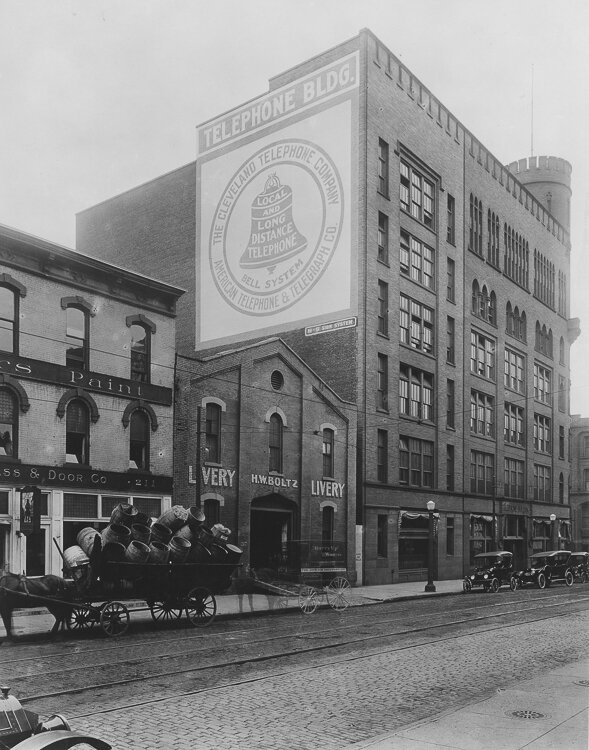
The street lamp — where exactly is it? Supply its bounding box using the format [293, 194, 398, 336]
[550, 513, 557, 550]
[425, 500, 436, 592]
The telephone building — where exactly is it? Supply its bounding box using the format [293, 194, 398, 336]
[76, 28, 578, 584]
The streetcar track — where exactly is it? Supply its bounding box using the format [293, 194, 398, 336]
[3, 589, 586, 669]
[64, 602, 589, 720]
[16, 595, 589, 707]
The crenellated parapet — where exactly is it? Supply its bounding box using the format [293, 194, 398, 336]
[508, 156, 572, 187]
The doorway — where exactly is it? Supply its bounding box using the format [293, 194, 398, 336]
[250, 495, 297, 573]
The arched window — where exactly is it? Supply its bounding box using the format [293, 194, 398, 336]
[269, 413, 283, 473]
[130, 323, 150, 382]
[322, 506, 335, 544]
[322, 428, 334, 477]
[472, 281, 495, 324]
[520, 311, 527, 342]
[559, 336, 565, 364]
[204, 498, 220, 525]
[129, 410, 149, 470]
[0, 286, 18, 353]
[66, 306, 89, 369]
[471, 280, 480, 314]
[66, 399, 90, 464]
[205, 403, 222, 463]
[506, 302, 513, 335]
[0, 389, 17, 457]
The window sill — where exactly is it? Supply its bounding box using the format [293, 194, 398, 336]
[0, 456, 21, 464]
[127, 468, 152, 474]
[63, 462, 91, 469]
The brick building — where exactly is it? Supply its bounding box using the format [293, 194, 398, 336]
[570, 416, 589, 552]
[0, 224, 183, 576]
[76, 29, 579, 583]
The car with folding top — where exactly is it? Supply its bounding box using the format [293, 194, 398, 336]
[512, 550, 574, 589]
[463, 551, 515, 593]
[568, 551, 589, 583]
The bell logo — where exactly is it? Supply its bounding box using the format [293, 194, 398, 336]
[209, 138, 344, 316]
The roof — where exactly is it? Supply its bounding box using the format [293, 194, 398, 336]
[531, 550, 572, 558]
[474, 551, 512, 558]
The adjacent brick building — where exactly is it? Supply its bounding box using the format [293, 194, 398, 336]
[570, 416, 589, 552]
[0, 224, 183, 576]
[76, 29, 579, 583]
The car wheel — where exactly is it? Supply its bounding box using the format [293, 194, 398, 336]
[565, 570, 574, 587]
[510, 576, 519, 591]
[490, 578, 500, 593]
[537, 572, 546, 589]
[582, 571, 588, 584]
[463, 579, 472, 593]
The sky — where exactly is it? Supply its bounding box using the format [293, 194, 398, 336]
[1, 0, 588, 412]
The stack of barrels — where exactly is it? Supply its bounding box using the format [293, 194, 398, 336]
[63, 503, 242, 576]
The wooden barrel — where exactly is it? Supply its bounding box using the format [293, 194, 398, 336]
[173, 524, 195, 542]
[131, 523, 151, 544]
[133, 511, 152, 527]
[76, 527, 100, 556]
[187, 506, 205, 529]
[110, 503, 138, 528]
[196, 525, 215, 549]
[101, 523, 132, 547]
[224, 543, 243, 565]
[210, 542, 229, 563]
[125, 540, 150, 563]
[156, 505, 189, 532]
[188, 540, 213, 563]
[63, 545, 89, 570]
[150, 522, 173, 545]
[169, 535, 191, 563]
[148, 541, 170, 564]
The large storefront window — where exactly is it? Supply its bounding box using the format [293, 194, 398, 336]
[470, 514, 493, 564]
[532, 519, 551, 553]
[399, 512, 436, 570]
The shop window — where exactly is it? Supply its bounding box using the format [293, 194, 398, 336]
[0, 490, 8, 514]
[377, 514, 388, 557]
[399, 513, 430, 569]
[205, 403, 222, 463]
[269, 413, 283, 473]
[470, 515, 493, 563]
[130, 323, 151, 382]
[129, 410, 150, 470]
[63, 493, 99, 518]
[204, 498, 220, 525]
[101, 495, 130, 519]
[66, 399, 90, 465]
[0, 285, 18, 353]
[65, 305, 89, 369]
[532, 519, 551, 553]
[0, 389, 17, 458]
[322, 506, 335, 544]
[133, 496, 162, 519]
[322, 428, 334, 478]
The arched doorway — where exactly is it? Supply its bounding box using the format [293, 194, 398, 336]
[250, 494, 298, 573]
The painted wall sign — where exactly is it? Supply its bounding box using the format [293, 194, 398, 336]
[310, 480, 345, 498]
[196, 52, 359, 349]
[501, 502, 528, 515]
[251, 474, 299, 489]
[202, 466, 235, 487]
[0, 353, 172, 406]
[305, 317, 357, 336]
[0, 463, 172, 493]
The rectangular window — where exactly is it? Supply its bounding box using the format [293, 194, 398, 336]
[401, 159, 435, 228]
[377, 514, 388, 557]
[322, 429, 334, 477]
[447, 316, 455, 364]
[400, 295, 434, 353]
[399, 436, 434, 487]
[377, 280, 389, 336]
[447, 379, 455, 428]
[447, 257, 455, 302]
[504, 458, 525, 499]
[378, 138, 389, 196]
[504, 403, 525, 446]
[534, 464, 552, 502]
[377, 429, 388, 483]
[446, 194, 455, 244]
[534, 363, 552, 404]
[470, 331, 496, 381]
[63, 493, 98, 518]
[205, 403, 221, 463]
[533, 414, 552, 454]
[470, 451, 494, 495]
[399, 364, 434, 422]
[446, 516, 455, 555]
[559, 425, 565, 459]
[377, 354, 388, 411]
[470, 515, 493, 562]
[400, 230, 435, 289]
[470, 390, 495, 438]
[378, 212, 389, 264]
[558, 375, 566, 412]
[446, 445, 455, 491]
[504, 348, 525, 393]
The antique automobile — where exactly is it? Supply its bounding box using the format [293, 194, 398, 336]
[463, 551, 515, 593]
[0, 686, 110, 749]
[568, 551, 589, 583]
[512, 550, 574, 589]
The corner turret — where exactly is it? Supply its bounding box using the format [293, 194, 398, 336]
[507, 156, 572, 232]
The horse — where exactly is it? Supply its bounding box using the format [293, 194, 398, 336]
[0, 572, 77, 640]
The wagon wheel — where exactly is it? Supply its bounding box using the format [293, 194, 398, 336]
[326, 576, 351, 610]
[67, 606, 95, 631]
[298, 585, 318, 614]
[269, 582, 290, 608]
[150, 601, 184, 623]
[99, 601, 130, 637]
[186, 587, 217, 627]
[462, 578, 472, 593]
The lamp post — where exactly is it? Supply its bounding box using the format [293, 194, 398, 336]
[425, 500, 436, 592]
[549, 513, 557, 550]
